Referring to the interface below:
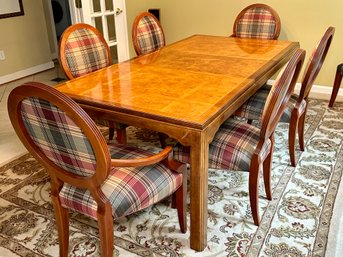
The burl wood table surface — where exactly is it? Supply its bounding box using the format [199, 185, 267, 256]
[57, 34, 299, 251]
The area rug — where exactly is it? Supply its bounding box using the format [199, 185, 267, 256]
[0, 99, 342, 257]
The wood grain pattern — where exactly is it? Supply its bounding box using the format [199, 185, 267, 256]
[57, 34, 299, 251]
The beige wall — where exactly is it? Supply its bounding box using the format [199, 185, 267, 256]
[0, 0, 51, 78]
[0, 1, 341, 88]
[127, 0, 342, 87]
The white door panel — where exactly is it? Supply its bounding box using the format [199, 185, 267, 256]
[68, 0, 129, 63]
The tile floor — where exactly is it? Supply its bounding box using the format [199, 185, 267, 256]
[0, 66, 66, 165]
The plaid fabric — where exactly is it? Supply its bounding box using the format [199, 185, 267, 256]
[235, 88, 269, 121]
[280, 94, 306, 122]
[20, 97, 96, 177]
[137, 15, 165, 55]
[235, 85, 301, 123]
[174, 119, 271, 171]
[65, 28, 109, 78]
[236, 7, 277, 39]
[60, 144, 182, 219]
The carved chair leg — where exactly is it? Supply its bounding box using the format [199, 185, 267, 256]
[51, 195, 70, 257]
[263, 136, 274, 201]
[249, 155, 261, 226]
[174, 166, 187, 233]
[97, 204, 114, 257]
[116, 128, 127, 144]
[288, 109, 299, 167]
[329, 63, 343, 107]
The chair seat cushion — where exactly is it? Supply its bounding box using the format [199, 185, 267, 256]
[59, 144, 182, 219]
[235, 84, 300, 122]
[174, 119, 271, 171]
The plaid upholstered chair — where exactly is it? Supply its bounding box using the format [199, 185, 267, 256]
[232, 3, 281, 40]
[8, 82, 187, 257]
[59, 23, 127, 143]
[235, 27, 335, 166]
[132, 12, 166, 56]
[174, 49, 305, 226]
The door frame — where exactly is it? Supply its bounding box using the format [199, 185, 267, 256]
[44, 0, 129, 62]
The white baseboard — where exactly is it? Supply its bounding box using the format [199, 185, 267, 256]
[0, 61, 55, 85]
[267, 79, 343, 102]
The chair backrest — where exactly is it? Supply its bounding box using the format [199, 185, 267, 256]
[260, 49, 306, 140]
[232, 3, 281, 40]
[7, 82, 111, 189]
[132, 12, 166, 56]
[298, 27, 335, 101]
[59, 23, 112, 79]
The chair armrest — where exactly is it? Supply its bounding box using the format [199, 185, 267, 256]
[111, 146, 172, 167]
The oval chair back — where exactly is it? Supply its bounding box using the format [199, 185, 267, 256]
[232, 3, 281, 40]
[132, 12, 166, 55]
[59, 23, 112, 79]
[299, 27, 335, 101]
[260, 49, 306, 140]
[8, 82, 111, 188]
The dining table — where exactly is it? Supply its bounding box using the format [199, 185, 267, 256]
[56, 34, 299, 251]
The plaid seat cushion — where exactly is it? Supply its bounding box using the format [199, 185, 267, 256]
[60, 144, 183, 219]
[280, 97, 306, 123]
[236, 7, 277, 39]
[65, 28, 109, 78]
[21, 97, 96, 177]
[235, 85, 300, 123]
[137, 15, 165, 55]
[235, 87, 270, 121]
[174, 119, 272, 171]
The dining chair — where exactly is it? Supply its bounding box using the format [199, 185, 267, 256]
[59, 23, 127, 143]
[8, 82, 187, 257]
[235, 27, 335, 166]
[132, 12, 166, 56]
[173, 49, 305, 226]
[232, 3, 281, 40]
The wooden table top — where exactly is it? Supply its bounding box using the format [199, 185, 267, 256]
[57, 35, 299, 129]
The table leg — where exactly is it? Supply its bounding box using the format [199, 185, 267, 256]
[189, 134, 208, 251]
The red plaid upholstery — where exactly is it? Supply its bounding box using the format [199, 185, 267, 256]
[60, 144, 183, 219]
[20, 97, 96, 177]
[64, 27, 110, 78]
[173, 119, 272, 171]
[236, 7, 278, 39]
[136, 15, 165, 55]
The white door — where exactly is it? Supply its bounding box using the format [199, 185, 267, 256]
[68, 0, 129, 63]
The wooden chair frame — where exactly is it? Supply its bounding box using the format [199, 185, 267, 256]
[8, 82, 187, 257]
[251, 49, 305, 225]
[58, 23, 126, 143]
[287, 27, 334, 166]
[132, 12, 166, 56]
[232, 3, 281, 40]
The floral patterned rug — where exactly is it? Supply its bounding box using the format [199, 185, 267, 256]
[0, 99, 342, 257]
